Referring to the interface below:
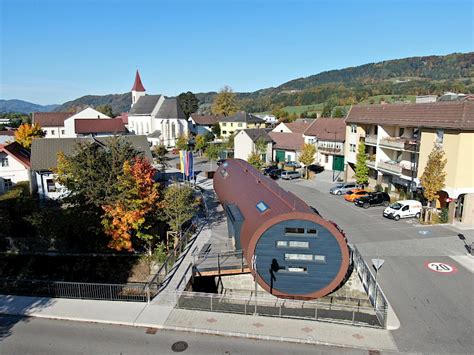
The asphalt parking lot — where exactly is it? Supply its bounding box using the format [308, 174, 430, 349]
[278, 175, 474, 354]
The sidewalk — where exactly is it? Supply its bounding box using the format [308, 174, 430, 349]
[0, 173, 399, 351]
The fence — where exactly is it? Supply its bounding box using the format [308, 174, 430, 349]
[0, 278, 155, 302]
[175, 290, 381, 328]
[351, 245, 388, 328]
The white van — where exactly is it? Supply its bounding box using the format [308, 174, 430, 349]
[383, 200, 422, 221]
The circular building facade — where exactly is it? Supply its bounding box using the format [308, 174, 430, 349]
[213, 159, 350, 300]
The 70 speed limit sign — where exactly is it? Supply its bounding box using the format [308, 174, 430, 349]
[424, 261, 458, 274]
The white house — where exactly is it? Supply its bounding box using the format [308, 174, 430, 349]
[234, 129, 273, 164]
[268, 132, 304, 163]
[30, 135, 153, 200]
[303, 118, 346, 172]
[272, 120, 312, 134]
[33, 107, 115, 138]
[127, 71, 188, 147]
[188, 114, 222, 136]
[0, 142, 34, 194]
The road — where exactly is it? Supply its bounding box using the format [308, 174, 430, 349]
[278, 175, 474, 354]
[0, 315, 366, 355]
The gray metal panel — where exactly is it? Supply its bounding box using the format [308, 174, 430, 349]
[129, 95, 161, 115]
[225, 204, 244, 250]
[254, 219, 343, 295]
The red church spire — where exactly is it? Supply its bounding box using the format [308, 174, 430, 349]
[131, 70, 146, 92]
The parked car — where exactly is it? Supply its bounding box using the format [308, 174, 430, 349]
[269, 169, 283, 180]
[354, 192, 390, 208]
[383, 200, 422, 221]
[307, 164, 324, 174]
[344, 189, 369, 202]
[285, 161, 301, 169]
[263, 165, 279, 175]
[280, 171, 301, 180]
[329, 182, 357, 195]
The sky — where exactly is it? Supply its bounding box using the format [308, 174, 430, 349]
[0, 0, 472, 105]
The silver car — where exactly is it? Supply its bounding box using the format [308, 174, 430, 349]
[281, 171, 301, 180]
[329, 182, 357, 195]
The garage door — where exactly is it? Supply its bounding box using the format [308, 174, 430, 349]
[275, 150, 285, 163]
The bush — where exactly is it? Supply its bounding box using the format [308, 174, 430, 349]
[439, 208, 449, 223]
[375, 184, 383, 192]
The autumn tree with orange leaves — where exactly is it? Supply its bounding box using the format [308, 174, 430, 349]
[14, 123, 45, 149]
[101, 157, 161, 252]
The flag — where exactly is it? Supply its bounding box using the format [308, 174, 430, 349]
[187, 151, 194, 177]
[179, 150, 185, 173]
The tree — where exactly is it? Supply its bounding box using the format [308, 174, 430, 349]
[95, 104, 114, 117]
[420, 145, 447, 208]
[255, 137, 268, 161]
[178, 92, 199, 118]
[205, 144, 221, 170]
[195, 135, 208, 156]
[160, 184, 198, 249]
[211, 86, 239, 116]
[101, 157, 161, 252]
[333, 107, 345, 118]
[152, 144, 169, 173]
[175, 134, 188, 150]
[298, 143, 316, 179]
[211, 123, 221, 138]
[248, 151, 263, 170]
[354, 141, 369, 186]
[203, 131, 215, 142]
[14, 123, 45, 149]
[55, 136, 140, 207]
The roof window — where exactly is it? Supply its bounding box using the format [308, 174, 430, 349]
[256, 201, 269, 213]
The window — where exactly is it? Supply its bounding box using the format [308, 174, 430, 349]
[287, 266, 307, 273]
[285, 253, 313, 261]
[351, 124, 357, 133]
[350, 144, 356, 153]
[230, 123, 233, 127]
[276, 241, 287, 247]
[51, 130, 55, 135]
[61, 129, 65, 135]
[0, 157, 8, 167]
[238, 123, 243, 127]
[325, 155, 329, 163]
[222, 123, 227, 127]
[307, 229, 317, 235]
[3, 178, 12, 190]
[256, 201, 269, 213]
[436, 129, 444, 145]
[399, 127, 405, 137]
[222, 131, 227, 135]
[288, 241, 309, 248]
[285, 227, 305, 235]
[46, 179, 56, 193]
[313, 255, 326, 263]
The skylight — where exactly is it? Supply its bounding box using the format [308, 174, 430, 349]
[256, 201, 269, 213]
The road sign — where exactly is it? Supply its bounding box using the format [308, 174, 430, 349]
[372, 259, 385, 270]
[424, 261, 458, 274]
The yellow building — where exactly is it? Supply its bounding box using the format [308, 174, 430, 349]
[345, 100, 474, 225]
[219, 111, 266, 139]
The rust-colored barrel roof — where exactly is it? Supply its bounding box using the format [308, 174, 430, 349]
[213, 159, 350, 299]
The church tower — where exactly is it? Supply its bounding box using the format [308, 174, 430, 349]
[131, 70, 146, 107]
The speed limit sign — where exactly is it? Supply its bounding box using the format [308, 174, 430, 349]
[424, 261, 458, 274]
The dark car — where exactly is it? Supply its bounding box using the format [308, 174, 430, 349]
[268, 169, 283, 180]
[354, 192, 390, 209]
[263, 165, 278, 175]
[307, 164, 324, 174]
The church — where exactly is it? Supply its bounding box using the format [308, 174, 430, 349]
[128, 71, 188, 147]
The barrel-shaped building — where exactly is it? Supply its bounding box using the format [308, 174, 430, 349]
[213, 159, 350, 300]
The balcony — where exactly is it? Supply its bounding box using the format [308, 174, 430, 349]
[365, 159, 376, 169]
[378, 161, 403, 174]
[364, 135, 377, 146]
[318, 146, 343, 155]
[379, 137, 417, 151]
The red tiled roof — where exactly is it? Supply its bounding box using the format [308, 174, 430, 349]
[345, 101, 474, 130]
[74, 118, 127, 134]
[190, 114, 224, 125]
[1, 141, 31, 168]
[33, 112, 73, 127]
[116, 112, 128, 124]
[268, 132, 305, 151]
[303, 118, 346, 142]
[285, 120, 313, 134]
[131, 70, 146, 92]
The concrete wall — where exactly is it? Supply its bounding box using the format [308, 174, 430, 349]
[43, 126, 66, 138]
[272, 122, 291, 133]
[234, 131, 254, 161]
[460, 193, 474, 226]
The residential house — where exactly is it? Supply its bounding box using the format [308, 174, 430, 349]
[0, 141, 34, 194]
[345, 101, 474, 225]
[0, 130, 15, 145]
[272, 119, 313, 134]
[268, 132, 304, 163]
[303, 118, 346, 172]
[219, 111, 266, 139]
[234, 128, 273, 164]
[33, 107, 112, 138]
[188, 114, 223, 136]
[30, 135, 152, 200]
[255, 114, 278, 125]
[127, 70, 188, 147]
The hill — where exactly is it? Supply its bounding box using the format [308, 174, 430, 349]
[0, 99, 59, 113]
[54, 93, 131, 115]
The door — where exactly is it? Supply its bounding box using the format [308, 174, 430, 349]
[275, 150, 285, 163]
[333, 155, 345, 172]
